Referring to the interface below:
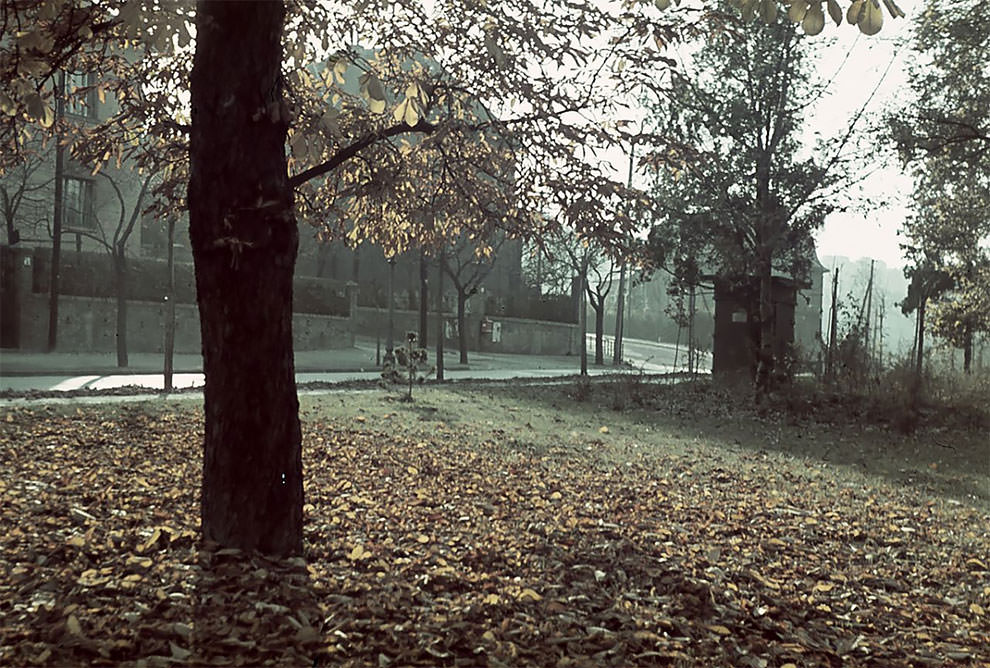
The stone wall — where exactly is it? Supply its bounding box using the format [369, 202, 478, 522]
[352, 307, 579, 356]
[13, 293, 352, 353]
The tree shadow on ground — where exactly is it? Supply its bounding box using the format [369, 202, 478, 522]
[190, 545, 327, 665]
[470, 377, 990, 509]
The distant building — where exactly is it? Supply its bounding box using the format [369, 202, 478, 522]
[708, 258, 825, 379]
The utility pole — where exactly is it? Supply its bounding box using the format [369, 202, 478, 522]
[825, 265, 839, 382]
[418, 250, 429, 349]
[613, 135, 634, 366]
[436, 249, 445, 381]
[385, 256, 396, 358]
[863, 260, 875, 373]
[163, 216, 177, 393]
[688, 283, 697, 376]
[876, 294, 885, 371]
[579, 253, 589, 376]
[46, 71, 65, 352]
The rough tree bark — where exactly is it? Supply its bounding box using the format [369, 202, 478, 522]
[188, 0, 303, 556]
[592, 300, 605, 365]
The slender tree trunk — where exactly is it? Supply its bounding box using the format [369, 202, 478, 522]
[386, 258, 395, 354]
[825, 266, 839, 383]
[419, 250, 428, 349]
[47, 72, 65, 352]
[113, 250, 128, 368]
[593, 302, 604, 365]
[436, 250, 445, 381]
[163, 216, 176, 393]
[457, 288, 469, 365]
[579, 258, 588, 376]
[963, 322, 973, 374]
[915, 297, 926, 382]
[613, 262, 626, 366]
[189, 0, 302, 556]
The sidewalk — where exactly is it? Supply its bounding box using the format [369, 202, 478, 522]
[0, 337, 584, 377]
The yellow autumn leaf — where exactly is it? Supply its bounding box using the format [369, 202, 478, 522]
[847, 0, 864, 22]
[23, 92, 53, 128]
[392, 99, 408, 124]
[858, 0, 883, 34]
[415, 534, 430, 544]
[970, 603, 985, 616]
[407, 466, 419, 475]
[347, 544, 369, 561]
[66, 614, 82, 636]
[803, 3, 825, 34]
[599, 426, 609, 434]
[333, 58, 348, 84]
[708, 624, 731, 635]
[0, 92, 15, 116]
[402, 99, 419, 127]
[518, 588, 542, 602]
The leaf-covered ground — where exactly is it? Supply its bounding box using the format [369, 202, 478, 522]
[1, 382, 988, 666]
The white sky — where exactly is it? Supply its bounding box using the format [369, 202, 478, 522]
[605, 2, 921, 269]
[808, 0, 920, 269]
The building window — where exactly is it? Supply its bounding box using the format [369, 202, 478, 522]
[64, 72, 97, 119]
[140, 214, 167, 256]
[62, 177, 95, 230]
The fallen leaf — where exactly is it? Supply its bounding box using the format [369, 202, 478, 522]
[518, 588, 542, 602]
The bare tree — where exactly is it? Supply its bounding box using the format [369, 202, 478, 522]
[76, 171, 152, 367]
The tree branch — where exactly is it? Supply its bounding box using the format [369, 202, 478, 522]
[288, 118, 436, 188]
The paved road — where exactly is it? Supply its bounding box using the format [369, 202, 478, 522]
[588, 334, 712, 374]
[0, 336, 709, 394]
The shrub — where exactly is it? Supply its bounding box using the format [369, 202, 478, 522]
[381, 332, 434, 401]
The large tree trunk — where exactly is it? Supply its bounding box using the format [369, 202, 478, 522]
[188, 0, 303, 556]
[113, 250, 128, 368]
[593, 301, 604, 365]
[457, 288, 469, 365]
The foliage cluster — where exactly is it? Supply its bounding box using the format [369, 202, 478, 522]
[893, 0, 990, 372]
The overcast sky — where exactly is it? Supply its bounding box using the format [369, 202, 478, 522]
[810, 0, 919, 269]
